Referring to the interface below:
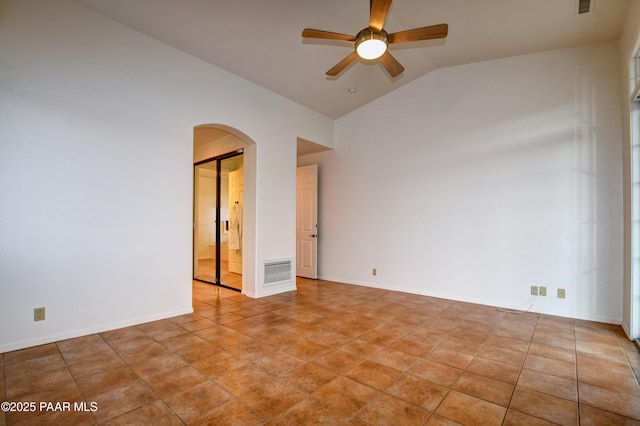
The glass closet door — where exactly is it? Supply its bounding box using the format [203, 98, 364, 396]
[222, 155, 243, 290]
[193, 161, 218, 284]
[193, 152, 243, 290]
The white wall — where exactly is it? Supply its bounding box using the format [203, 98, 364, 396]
[0, 0, 333, 352]
[300, 42, 623, 323]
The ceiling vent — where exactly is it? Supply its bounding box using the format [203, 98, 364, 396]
[578, 0, 592, 14]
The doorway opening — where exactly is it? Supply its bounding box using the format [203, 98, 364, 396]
[194, 124, 256, 296]
[193, 150, 244, 291]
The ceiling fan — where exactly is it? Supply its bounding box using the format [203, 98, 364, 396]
[302, 0, 448, 78]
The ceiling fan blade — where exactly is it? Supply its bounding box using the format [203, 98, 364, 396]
[370, 0, 392, 32]
[302, 29, 356, 42]
[388, 24, 448, 44]
[326, 51, 359, 76]
[378, 51, 404, 77]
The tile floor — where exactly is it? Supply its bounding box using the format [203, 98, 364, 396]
[194, 259, 242, 291]
[2, 278, 640, 425]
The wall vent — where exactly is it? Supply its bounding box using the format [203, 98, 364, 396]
[578, 0, 591, 14]
[264, 259, 292, 286]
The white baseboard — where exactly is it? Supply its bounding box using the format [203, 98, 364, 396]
[317, 275, 622, 325]
[0, 307, 193, 353]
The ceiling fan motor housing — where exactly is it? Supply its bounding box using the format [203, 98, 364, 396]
[355, 28, 389, 59]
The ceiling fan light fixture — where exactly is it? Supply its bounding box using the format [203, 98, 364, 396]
[355, 29, 388, 60]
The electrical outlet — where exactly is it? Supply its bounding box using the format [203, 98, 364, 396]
[539, 286, 547, 297]
[34, 307, 45, 321]
[530, 285, 538, 296]
[557, 288, 566, 299]
[372, 268, 377, 276]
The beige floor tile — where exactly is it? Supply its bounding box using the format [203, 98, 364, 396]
[103, 400, 183, 426]
[365, 347, 419, 372]
[477, 344, 526, 367]
[527, 341, 576, 364]
[144, 365, 211, 400]
[577, 361, 640, 396]
[425, 346, 474, 370]
[239, 378, 307, 419]
[282, 362, 337, 393]
[191, 351, 248, 378]
[314, 376, 380, 415]
[502, 409, 559, 425]
[91, 380, 157, 423]
[313, 349, 364, 374]
[9, 410, 95, 426]
[386, 336, 437, 357]
[576, 340, 628, 363]
[385, 373, 448, 411]
[3, 344, 59, 365]
[435, 390, 506, 426]
[523, 353, 577, 380]
[340, 339, 385, 357]
[531, 329, 576, 351]
[356, 393, 430, 426]
[345, 359, 401, 390]
[275, 397, 364, 425]
[251, 350, 305, 376]
[578, 404, 640, 426]
[74, 365, 139, 398]
[453, 371, 514, 406]
[437, 336, 484, 355]
[466, 357, 521, 384]
[137, 321, 189, 341]
[407, 359, 463, 387]
[215, 365, 275, 397]
[4, 382, 84, 425]
[509, 387, 578, 425]
[517, 368, 578, 401]
[425, 414, 465, 425]
[163, 381, 234, 424]
[5, 365, 75, 400]
[160, 333, 222, 363]
[282, 338, 330, 361]
[3, 352, 66, 380]
[192, 399, 267, 426]
[128, 352, 188, 379]
[67, 351, 127, 379]
[57, 338, 115, 365]
[578, 382, 640, 420]
[484, 334, 530, 353]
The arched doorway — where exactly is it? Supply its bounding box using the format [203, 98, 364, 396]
[193, 124, 257, 296]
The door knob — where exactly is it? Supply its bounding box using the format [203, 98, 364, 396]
[309, 234, 317, 238]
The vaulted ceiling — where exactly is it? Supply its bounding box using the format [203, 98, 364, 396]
[75, 0, 630, 119]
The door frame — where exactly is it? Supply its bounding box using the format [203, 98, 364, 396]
[296, 164, 318, 279]
[193, 149, 244, 291]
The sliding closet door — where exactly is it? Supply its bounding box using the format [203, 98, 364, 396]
[222, 155, 243, 289]
[193, 152, 243, 290]
[193, 161, 218, 284]
[227, 161, 244, 275]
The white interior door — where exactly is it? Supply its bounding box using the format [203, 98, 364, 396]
[228, 166, 244, 274]
[296, 164, 318, 278]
